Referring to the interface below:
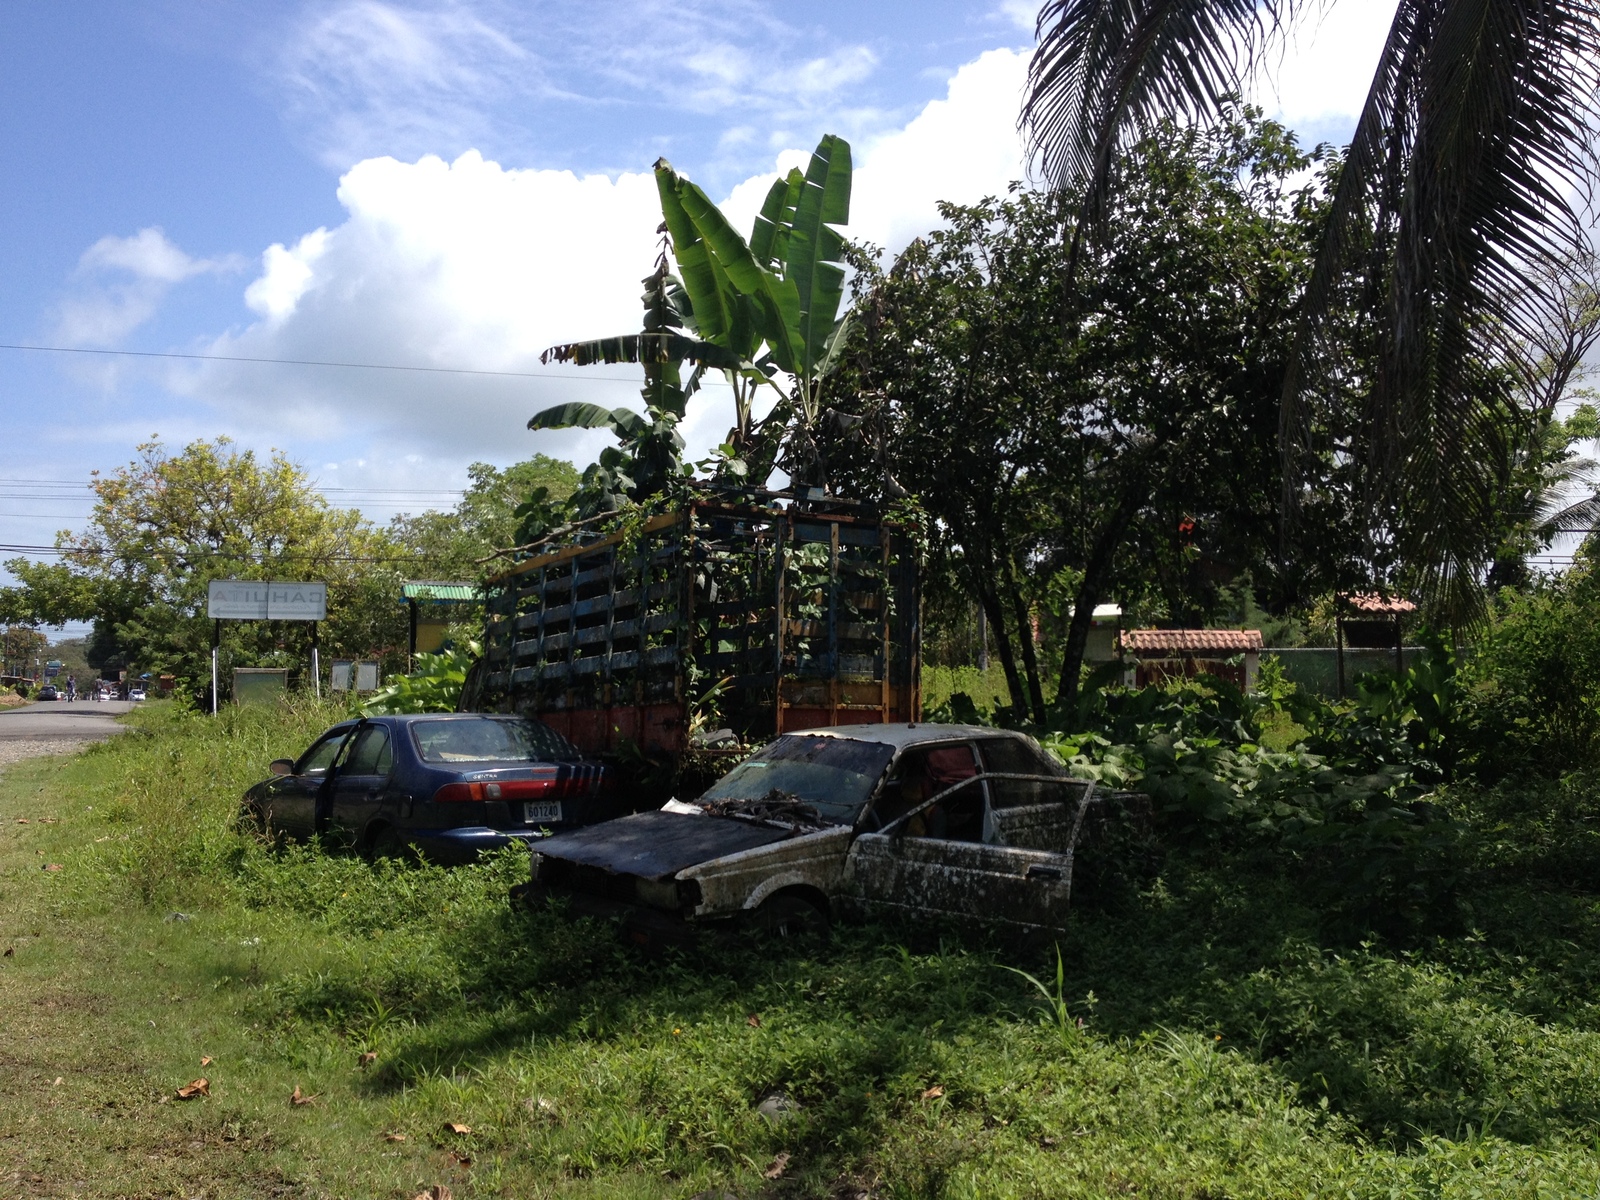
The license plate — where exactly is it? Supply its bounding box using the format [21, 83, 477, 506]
[523, 801, 562, 824]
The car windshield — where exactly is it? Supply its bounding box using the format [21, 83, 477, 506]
[697, 734, 896, 825]
[411, 717, 578, 763]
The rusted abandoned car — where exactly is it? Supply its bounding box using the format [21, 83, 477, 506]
[525, 723, 1099, 940]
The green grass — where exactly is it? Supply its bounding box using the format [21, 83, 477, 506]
[4, 700, 1600, 1196]
[922, 665, 1034, 719]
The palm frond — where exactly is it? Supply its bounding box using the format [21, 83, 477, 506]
[1025, 0, 1600, 622]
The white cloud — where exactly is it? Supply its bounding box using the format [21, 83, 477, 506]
[181, 46, 1033, 481]
[277, 0, 535, 168]
[1250, 1, 1397, 132]
[54, 227, 242, 346]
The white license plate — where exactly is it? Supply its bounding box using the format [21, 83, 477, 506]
[523, 801, 562, 824]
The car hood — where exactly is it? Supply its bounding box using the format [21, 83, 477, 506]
[535, 809, 797, 880]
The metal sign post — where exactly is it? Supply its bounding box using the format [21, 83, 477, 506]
[206, 581, 328, 711]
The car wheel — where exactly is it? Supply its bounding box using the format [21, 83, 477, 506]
[749, 893, 829, 943]
[366, 825, 417, 864]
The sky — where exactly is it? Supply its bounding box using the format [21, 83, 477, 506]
[0, 0, 1404, 629]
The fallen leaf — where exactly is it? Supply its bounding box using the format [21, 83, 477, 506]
[175, 1078, 210, 1100]
[39, 817, 57, 824]
[290, 1086, 316, 1107]
[443, 1121, 472, 1135]
[15, 817, 28, 824]
[383, 1132, 407, 1143]
[358, 1051, 377, 1067]
[746, 1014, 761, 1028]
[449, 1152, 473, 1168]
[763, 1151, 791, 1180]
[42, 863, 62, 872]
[52, 1077, 63, 1086]
[94, 836, 109, 843]
[200, 1056, 213, 1067]
[921, 1085, 945, 1100]
[411, 1187, 452, 1200]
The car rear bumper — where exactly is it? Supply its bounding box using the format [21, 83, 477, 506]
[409, 825, 547, 863]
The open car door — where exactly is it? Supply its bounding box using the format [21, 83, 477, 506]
[844, 741, 1096, 932]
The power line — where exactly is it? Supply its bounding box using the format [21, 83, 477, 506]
[0, 543, 445, 563]
[0, 341, 649, 383]
[0, 477, 469, 496]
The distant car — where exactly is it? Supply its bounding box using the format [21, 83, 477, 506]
[36, 685, 59, 701]
[528, 723, 1098, 941]
[241, 713, 618, 863]
[128, 687, 147, 701]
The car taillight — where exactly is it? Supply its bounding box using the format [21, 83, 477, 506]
[432, 779, 559, 803]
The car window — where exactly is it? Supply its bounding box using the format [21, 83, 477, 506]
[878, 744, 984, 841]
[411, 717, 578, 763]
[979, 737, 1061, 808]
[343, 726, 392, 776]
[698, 735, 896, 825]
[295, 728, 353, 776]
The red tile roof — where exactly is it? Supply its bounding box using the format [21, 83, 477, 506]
[1342, 592, 1417, 614]
[1121, 629, 1263, 654]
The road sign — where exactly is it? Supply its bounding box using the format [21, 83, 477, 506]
[207, 580, 327, 621]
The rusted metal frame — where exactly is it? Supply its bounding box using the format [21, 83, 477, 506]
[877, 772, 1081, 837]
[773, 514, 788, 729]
[1059, 782, 1102, 912]
[601, 542, 619, 713]
[828, 520, 841, 725]
[678, 503, 699, 736]
[490, 510, 681, 581]
[879, 525, 892, 720]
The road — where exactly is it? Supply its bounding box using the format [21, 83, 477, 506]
[0, 700, 135, 765]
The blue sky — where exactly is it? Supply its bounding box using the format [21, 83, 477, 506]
[0, 0, 1398, 621]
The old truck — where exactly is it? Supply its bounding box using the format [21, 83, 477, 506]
[469, 497, 921, 781]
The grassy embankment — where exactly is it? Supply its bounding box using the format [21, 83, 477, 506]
[3, 699, 1600, 1197]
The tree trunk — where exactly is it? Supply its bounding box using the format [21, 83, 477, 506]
[1057, 493, 1141, 718]
[970, 568, 1028, 717]
[1004, 567, 1047, 724]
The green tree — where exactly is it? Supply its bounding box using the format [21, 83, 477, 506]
[1021, 0, 1600, 620]
[837, 114, 1344, 721]
[390, 454, 580, 574]
[0, 439, 410, 699]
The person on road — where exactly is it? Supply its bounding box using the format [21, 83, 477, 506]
[66, 674, 76, 702]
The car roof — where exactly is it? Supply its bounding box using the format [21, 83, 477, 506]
[373, 712, 530, 724]
[785, 723, 1029, 749]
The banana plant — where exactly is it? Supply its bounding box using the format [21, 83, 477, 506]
[654, 133, 855, 485]
[531, 243, 732, 514]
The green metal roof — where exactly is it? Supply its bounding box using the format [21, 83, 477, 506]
[401, 581, 480, 603]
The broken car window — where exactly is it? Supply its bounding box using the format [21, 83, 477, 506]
[979, 737, 1062, 808]
[411, 717, 579, 764]
[882, 744, 984, 841]
[697, 735, 896, 825]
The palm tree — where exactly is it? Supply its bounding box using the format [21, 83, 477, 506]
[1021, 0, 1600, 619]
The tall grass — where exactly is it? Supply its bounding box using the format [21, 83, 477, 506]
[35, 697, 1600, 1195]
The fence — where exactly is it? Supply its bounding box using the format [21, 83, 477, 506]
[1264, 647, 1425, 696]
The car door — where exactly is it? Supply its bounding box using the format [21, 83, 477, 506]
[978, 736, 1091, 851]
[845, 741, 1079, 931]
[330, 723, 393, 846]
[262, 726, 354, 840]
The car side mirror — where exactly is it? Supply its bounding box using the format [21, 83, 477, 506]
[269, 758, 295, 776]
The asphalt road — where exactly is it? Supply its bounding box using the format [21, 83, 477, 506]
[0, 699, 137, 742]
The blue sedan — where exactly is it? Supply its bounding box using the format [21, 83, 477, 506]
[242, 713, 616, 863]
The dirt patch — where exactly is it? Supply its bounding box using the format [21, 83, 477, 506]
[0, 694, 27, 709]
[0, 741, 96, 769]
